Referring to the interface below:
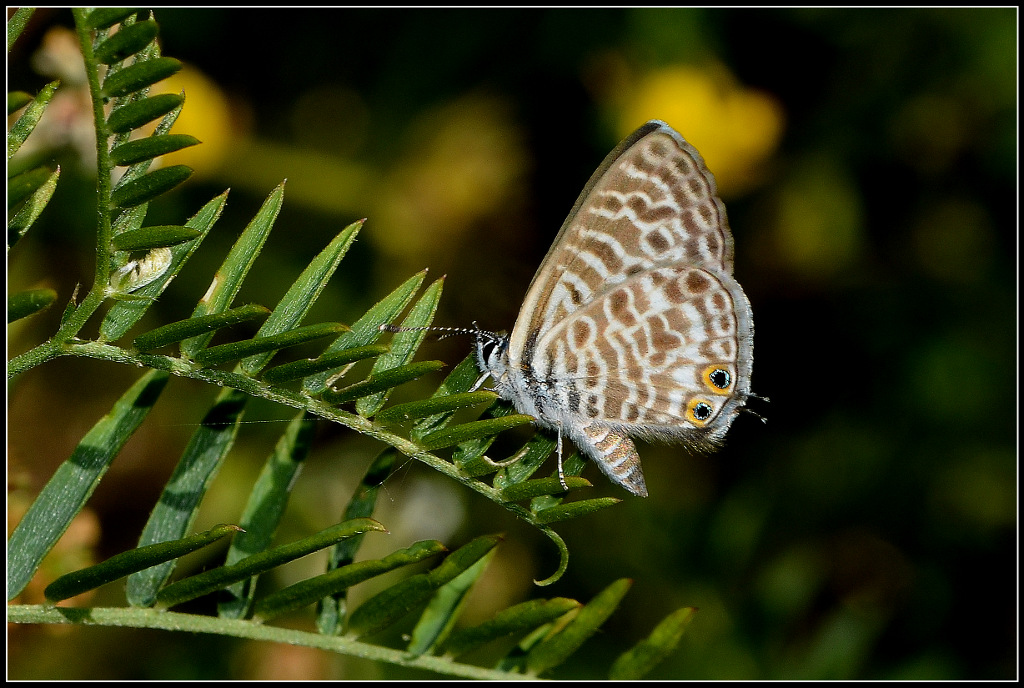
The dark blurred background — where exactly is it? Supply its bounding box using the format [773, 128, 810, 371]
[7, 8, 1016, 680]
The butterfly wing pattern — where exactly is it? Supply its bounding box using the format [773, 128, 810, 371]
[478, 120, 754, 497]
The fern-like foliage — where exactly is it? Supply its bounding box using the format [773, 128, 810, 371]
[7, 8, 693, 679]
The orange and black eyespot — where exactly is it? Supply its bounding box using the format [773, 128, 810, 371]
[687, 398, 716, 425]
[702, 365, 733, 393]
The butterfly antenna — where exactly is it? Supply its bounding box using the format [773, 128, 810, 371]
[379, 323, 501, 343]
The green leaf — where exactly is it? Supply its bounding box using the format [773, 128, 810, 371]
[110, 164, 192, 207]
[7, 166, 60, 249]
[44, 524, 241, 602]
[8, 166, 55, 208]
[125, 387, 246, 607]
[7, 370, 169, 599]
[7, 288, 58, 323]
[346, 535, 501, 638]
[355, 277, 444, 417]
[525, 578, 633, 676]
[83, 7, 140, 30]
[107, 93, 183, 133]
[7, 80, 59, 159]
[192, 322, 349, 367]
[608, 607, 697, 680]
[532, 498, 621, 524]
[317, 447, 401, 635]
[255, 539, 447, 625]
[217, 411, 318, 619]
[133, 304, 271, 352]
[444, 598, 582, 658]
[240, 220, 362, 375]
[321, 360, 446, 406]
[376, 391, 498, 425]
[156, 519, 386, 610]
[407, 546, 497, 657]
[93, 19, 158, 64]
[419, 414, 536, 451]
[500, 477, 593, 502]
[7, 7, 35, 50]
[262, 344, 389, 385]
[180, 183, 285, 359]
[101, 56, 182, 98]
[302, 270, 426, 396]
[110, 224, 203, 251]
[8, 91, 33, 115]
[110, 134, 200, 166]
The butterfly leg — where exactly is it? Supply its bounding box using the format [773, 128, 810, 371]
[555, 423, 569, 493]
[469, 371, 494, 392]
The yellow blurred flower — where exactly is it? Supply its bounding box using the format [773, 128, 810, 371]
[371, 95, 529, 263]
[149, 64, 239, 177]
[615, 64, 784, 197]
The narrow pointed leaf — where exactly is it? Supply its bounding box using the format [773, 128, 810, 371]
[533, 498, 620, 524]
[83, 7, 139, 30]
[525, 578, 633, 676]
[181, 184, 283, 358]
[7, 80, 59, 158]
[156, 519, 386, 610]
[126, 387, 246, 607]
[8, 288, 57, 323]
[44, 524, 240, 602]
[500, 477, 593, 502]
[110, 225, 202, 251]
[322, 360, 446, 406]
[101, 56, 182, 98]
[317, 447, 401, 635]
[355, 277, 444, 417]
[93, 19, 158, 64]
[193, 322, 348, 367]
[420, 414, 535, 451]
[110, 164, 192, 208]
[240, 220, 362, 375]
[347, 535, 501, 638]
[7, 7, 35, 50]
[303, 270, 426, 396]
[8, 166, 54, 207]
[107, 93, 183, 133]
[133, 304, 271, 352]
[7, 370, 169, 599]
[8, 91, 33, 115]
[8, 165, 58, 248]
[262, 344, 389, 384]
[608, 607, 697, 680]
[407, 546, 497, 657]
[218, 411, 318, 619]
[444, 598, 582, 658]
[110, 134, 200, 166]
[257, 539, 447, 624]
[376, 391, 498, 425]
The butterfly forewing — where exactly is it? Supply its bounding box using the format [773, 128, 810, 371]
[509, 123, 736, 364]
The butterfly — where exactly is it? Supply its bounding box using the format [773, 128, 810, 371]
[472, 120, 755, 497]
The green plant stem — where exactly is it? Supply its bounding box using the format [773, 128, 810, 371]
[7, 605, 529, 680]
[72, 9, 115, 297]
[7, 332, 571, 582]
